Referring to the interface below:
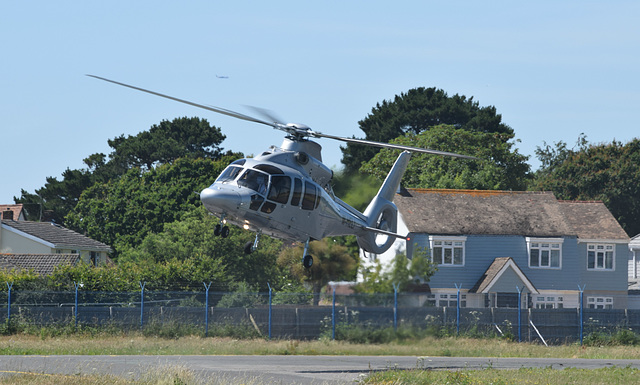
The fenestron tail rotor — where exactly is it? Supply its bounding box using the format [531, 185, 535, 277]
[87, 75, 477, 160]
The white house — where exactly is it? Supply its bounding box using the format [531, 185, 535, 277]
[1, 219, 112, 268]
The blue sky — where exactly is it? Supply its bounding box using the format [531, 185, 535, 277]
[2, 1, 639, 205]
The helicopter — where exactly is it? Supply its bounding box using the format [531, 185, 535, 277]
[88, 75, 477, 268]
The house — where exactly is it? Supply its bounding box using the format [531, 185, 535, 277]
[1, 204, 26, 221]
[0, 253, 80, 275]
[0, 219, 112, 269]
[630, 234, 640, 281]
[362, 189, 630, 309]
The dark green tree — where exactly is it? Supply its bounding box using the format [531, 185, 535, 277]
[16, 168, 94, 223]
[531, 136, 640, 236]
[360, 125, 531, 191]
[15, 117, 227, 223]
[341, 87, 513, 173]
[117, 206, 284, 291]
[65, 154, 241, 258]
[106, 117, 226, 172]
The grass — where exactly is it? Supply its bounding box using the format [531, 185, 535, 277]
[2, 332, 640, 384]
[2, 364, 639, 385]
[362, 367, 640, 385]
[0, 365, 264, 385]
[2, 334, 640, 358]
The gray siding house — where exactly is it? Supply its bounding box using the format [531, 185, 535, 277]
[388, 188, 630, 309]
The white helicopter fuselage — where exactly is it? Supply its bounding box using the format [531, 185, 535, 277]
[200, 139, 371, 244]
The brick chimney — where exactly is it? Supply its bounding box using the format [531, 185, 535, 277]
[2, 210, 13, 220]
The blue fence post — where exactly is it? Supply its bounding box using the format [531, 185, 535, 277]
[74, 281, 80, 328]
[578, 284, 586, 345]
[203, 282, 212, 337]
[454, 283, 462, 335]
[139, 281, 146, 328]
[332, 284, 336, 340]
[267, 282, 272, 340]
[6, 282, 13, 323]
[516, 285, 522, 342]
[392, 283, 399, 332]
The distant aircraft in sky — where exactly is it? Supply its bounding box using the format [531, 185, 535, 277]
[216, 75, 229, 79]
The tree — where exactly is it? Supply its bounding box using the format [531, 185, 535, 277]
[356, 248, 436, 294]
[16, 168, 94, 223]
[118, 206, 284, 291]
[15, 117, 227, 223]
[360, 125, 531, 191]
[341, 87, 513, 173]
[531, 137, 640, 236]
[277, 238, 358, 305]
[65, 154, 241, 257]
[106, 117, 226, 172]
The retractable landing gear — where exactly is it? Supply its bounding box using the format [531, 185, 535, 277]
[214, 214, 229, 238]
[302, 239, 313, 269]
[244, 231, 261, 254]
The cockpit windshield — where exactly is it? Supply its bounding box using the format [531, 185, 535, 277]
[237, 169, 269, 195]
[215, 166, 243, 183]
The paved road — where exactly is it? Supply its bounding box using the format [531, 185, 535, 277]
[1, 355, 639, 384]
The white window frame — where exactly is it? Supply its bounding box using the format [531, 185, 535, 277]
[587, 243, 615, 271]
[426, 292, 466, 307]
[587, 296, 613, 309]
[534, 295, 564, 309]
[526, 237, 563, 269]
[429, 236, 466, 267]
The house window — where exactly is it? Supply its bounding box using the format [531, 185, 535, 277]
[535, 295, 564, 309]
[429, 236, 466, 266]
[587, 244, 614, 270]
[527, 238, 563, 268]
[426, 293, 466, 307]
[90, 251, 99, 267]
[587, 296, 613, 309]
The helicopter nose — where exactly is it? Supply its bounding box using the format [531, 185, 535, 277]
[200, 187, 242, 212]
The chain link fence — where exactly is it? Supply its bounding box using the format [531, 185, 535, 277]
[2, 287, 639, 344]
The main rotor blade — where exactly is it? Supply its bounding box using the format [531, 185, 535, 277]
[312, 132, 479, 160]
[86, 75, 275, 128]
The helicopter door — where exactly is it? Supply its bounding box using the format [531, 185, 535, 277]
[259, 175, 291, 214]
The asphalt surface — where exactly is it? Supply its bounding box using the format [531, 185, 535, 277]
[1, 355, 639, 384]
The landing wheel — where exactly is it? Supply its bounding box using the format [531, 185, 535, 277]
[214, 224, 221, 236]
[303, 255, 313, 269]
[221, 226, 230, 238]
[244, 241, 254, 254]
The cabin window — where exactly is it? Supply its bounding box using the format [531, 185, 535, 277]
[261, 201, 277, 214]
[301, 181, 317, 210]
[429, 236, 466, 266]
[216, 166, 243, 183]
[249, 194, 264, 211]
[237, 169, 269, 195]
[587, 244, 615, 270]
[291, 178, 302, 206]
[526, 238, 562, 269]
[267, 175, 291, 204]
[254, 164, 284, 175]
